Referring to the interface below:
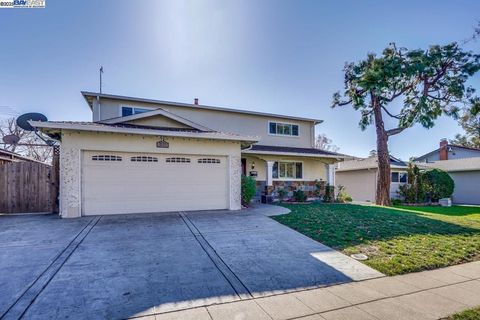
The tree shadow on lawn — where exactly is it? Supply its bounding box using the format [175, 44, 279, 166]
[273, 203, 480, 250]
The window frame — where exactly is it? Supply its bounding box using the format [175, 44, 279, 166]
[391, 171, 408, 183]
[272, 161, 303, 180]
[268, 121, 300, 137]
[120, 105, 153, 117]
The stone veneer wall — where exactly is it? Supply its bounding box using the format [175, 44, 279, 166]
[255, 180, 326, 200]
[229, 155, 242, 210]
[59, 146, 81, 218]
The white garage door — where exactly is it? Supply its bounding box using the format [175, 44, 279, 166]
[82, 151, 229, 215]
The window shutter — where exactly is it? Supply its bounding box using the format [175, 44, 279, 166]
[272, 162, 279, 178]
[269, 122, 277, 134]
[295, 162, 303, 178]
[292, 125, 299, 136]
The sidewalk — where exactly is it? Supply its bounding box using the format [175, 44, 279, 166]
[136, 261, 480, 320]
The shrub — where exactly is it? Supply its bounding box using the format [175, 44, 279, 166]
[336, 185, 352, 203]
[391, 198, 402, 206]
[241, 175, 256, 206]
[323, 184, 335, 203]
[293, 189, 307, 202]
[313, 179, 324, 197]
[423, 169, 455, 202]
[277, 188, 288, 202]
[398, 163, 427, 204]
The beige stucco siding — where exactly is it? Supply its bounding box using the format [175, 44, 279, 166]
[336, 169, 377, 202]
[59, 130, 241, 218]
[93, 98, 315, 148]
[243, 155, 328, 181]
[336, 168, 407, 202]
[449, 171, 480, 205]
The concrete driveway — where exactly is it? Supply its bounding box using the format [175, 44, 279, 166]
[0, 208, 382, 319]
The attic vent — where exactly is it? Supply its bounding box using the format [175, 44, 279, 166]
[166, 157, 191, 163]
[92, 155, 122, 161]
[198, 158, 221, 164]
[131, 156, 158, 162]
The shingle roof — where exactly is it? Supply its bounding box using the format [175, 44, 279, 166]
[29, 121, 258, 144]
[242, 144, 348, 158]
[336, 156, 407, 172]
[418, 158, 480, 172]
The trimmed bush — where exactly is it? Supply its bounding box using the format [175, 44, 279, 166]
[293, 189, 307, 202]
[241, 175, 256, 206]
[423, 169, 455, 202]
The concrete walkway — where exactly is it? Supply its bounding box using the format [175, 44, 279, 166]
[137, 261, 480, 320]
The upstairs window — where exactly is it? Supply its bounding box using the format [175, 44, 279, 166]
[269, 122, 299, 136]
[122, 106, 152, 117]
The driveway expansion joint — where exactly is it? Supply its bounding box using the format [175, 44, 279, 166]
[1, 216, 101, 320]
[179, 211, 253, 300]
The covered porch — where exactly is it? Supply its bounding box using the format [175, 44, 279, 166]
[241, 145, 345, 201]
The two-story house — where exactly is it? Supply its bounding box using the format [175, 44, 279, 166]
[31, 92, 345, 218]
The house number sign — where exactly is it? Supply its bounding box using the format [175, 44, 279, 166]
[156, 138, 169, 148]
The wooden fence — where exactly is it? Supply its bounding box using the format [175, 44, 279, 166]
[0, 161, 58, 214]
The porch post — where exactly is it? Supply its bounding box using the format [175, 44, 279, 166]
[266, 161, 275, 186]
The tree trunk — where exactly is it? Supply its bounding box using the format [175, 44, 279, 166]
[373, 96, 391, 206]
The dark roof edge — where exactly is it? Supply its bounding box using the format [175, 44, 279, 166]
[81, 91, 323, 124]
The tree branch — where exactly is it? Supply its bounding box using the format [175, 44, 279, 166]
[386, 127, 406, 136]
[381, 105, 401, 119]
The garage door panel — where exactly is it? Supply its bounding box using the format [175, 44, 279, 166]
[82, 151, 229, 215]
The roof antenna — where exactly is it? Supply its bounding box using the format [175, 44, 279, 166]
[99, 66, 104, 94]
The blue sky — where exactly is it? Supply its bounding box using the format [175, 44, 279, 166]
[1, 0, 479, 159]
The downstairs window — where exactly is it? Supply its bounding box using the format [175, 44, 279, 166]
[272, 161, 302, 179]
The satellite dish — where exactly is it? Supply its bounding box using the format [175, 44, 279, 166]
[16, 113, 48, 131]
[2, 134, 20, 145]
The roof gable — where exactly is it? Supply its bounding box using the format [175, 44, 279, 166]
[100, 108, 213, 132]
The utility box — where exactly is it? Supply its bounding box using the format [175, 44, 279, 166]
[439, 198, 452, 207]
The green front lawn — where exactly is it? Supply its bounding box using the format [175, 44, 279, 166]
[444, 307, 480, 320]
[273, 203, 480, 275]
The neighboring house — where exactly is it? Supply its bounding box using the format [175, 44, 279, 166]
[414, 139, 480, 162]
[0, 148, 44, 165]
[335, 156, 408, 202]
[31, 92, 346, 218]
[417, 158, 480, 205]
